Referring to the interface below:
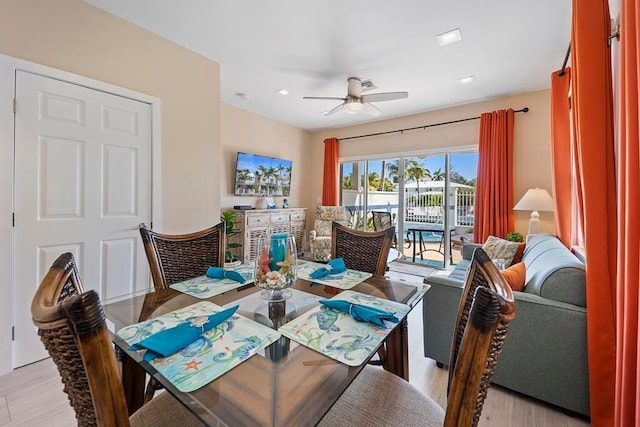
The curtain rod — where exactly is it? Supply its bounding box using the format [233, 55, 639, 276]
[338, 107, 529, 142]
[559, 43, 571, 77]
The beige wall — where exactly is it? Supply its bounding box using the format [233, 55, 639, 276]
[0, 0, 221, 233]
[220, 103, 313, 212]
[309, 90, 555, 236]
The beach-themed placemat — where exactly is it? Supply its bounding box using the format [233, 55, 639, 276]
[170, 263, 254, 298]
[117, 301, 280, 392]
[277, 290, 410, 366]
[296, 261, 372, 290]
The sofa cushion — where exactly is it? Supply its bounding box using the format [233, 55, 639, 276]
[424, 260, 469, 287]
[482, 235, 521, 267]
[512, 243, 526, 264]
[501, 262, 526, 291]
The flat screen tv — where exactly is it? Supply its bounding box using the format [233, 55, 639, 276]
[234, 152, 292, 196]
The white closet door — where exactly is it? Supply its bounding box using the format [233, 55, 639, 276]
[13, 71, 152, 367]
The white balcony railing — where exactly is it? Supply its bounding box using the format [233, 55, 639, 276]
[341, 186, 476, 228]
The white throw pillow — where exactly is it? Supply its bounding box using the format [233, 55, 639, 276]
[482, 235, 520, 267]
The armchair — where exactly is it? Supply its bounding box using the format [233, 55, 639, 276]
[308, 206, 351, 262]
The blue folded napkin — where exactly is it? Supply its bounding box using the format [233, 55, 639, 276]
[319, 300, 399, 328]
[206, 266, 245, 283]
[310, 258, 347, 279]
[130, 305, 239, 361]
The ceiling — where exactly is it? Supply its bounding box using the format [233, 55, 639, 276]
[83, 0, 572, 132]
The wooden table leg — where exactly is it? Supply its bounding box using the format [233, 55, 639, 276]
[120, 352, 146, 415]
[384, 319, 409, 381]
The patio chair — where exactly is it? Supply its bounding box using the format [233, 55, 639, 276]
[31, 252, 203, 427]
[320, 247, 516, 426]
[371, 211, 403, 249]
[451, 227, 474, 252]
[308, 206, 351, 262]
[139, 223, 225, 290]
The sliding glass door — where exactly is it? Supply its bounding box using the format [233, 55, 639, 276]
[339, 150, 477, 269]
[340, 158, 400, 231]
[403, 154, 448, 268]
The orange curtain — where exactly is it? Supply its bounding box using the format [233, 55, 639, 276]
[322, 137, 339, 206]
[550, 68, 573, 248]
[473, 109, 515, 244]
[615, 1, 640, 425]
[571, 1, 617, 425]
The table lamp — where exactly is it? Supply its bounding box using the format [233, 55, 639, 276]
[513, 188, 555, 235]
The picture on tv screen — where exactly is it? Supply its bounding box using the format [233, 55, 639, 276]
[234, 152, 292, 196]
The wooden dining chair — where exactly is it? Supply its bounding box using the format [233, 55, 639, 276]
[31, 252, 204, 427]
[320, 247, 516, 427]
[331, 221, 396, 367]
[139, 223, 225, 290]
[331, 221, 395, 276]
[138, 223, 225, 402]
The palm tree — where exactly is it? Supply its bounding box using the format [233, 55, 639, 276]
[266, 167, 278, 194]
[253, 170, 262, 193]
[275, 164, 285, 186]
[342, 173, 353, 189]
[257, 165, 270, 193]
[432, 168, 445, 181]
[368, 171, 381, 190]
[386, 160, 399, 184]
[406, 159, 431, 193]
[237, 169, 251, 193]
[379, 160, 386, 191]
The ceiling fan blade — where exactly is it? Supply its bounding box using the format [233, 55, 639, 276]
[303, 96, 347, 101]
[361, 91, 408, 103]
[323, 103, 345, 116]
[364, 102, 382, 117]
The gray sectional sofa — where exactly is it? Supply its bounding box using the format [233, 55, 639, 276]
[423, 233, 589, 416]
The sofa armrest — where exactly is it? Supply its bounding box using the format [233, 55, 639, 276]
[491, 292, 589, 415]
[422, 280, 590, 416]
[424, 262, 469, 287]
[422, 280, 464, 365]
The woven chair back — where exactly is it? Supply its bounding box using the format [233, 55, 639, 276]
[140, 223, 225, 289]
[371, 211, 393, 231]
[331, 222, 395, 276]
[445, 247, 516, 426]
[31, 252, 131, 426]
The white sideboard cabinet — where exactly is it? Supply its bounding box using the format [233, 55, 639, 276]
[233, 208, 307, 262]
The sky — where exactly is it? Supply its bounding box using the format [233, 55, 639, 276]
[342, 152, 478, 181]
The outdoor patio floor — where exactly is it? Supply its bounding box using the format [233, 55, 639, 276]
[396, 239, 465, 268]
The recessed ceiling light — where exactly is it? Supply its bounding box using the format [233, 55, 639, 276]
[276, 89, 290, 96]
[436, 28, 462, 47]
[235, 92, 248, 99]
[457, 75, 476, 84]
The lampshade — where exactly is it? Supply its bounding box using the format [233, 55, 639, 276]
[513, 188, 554, 235]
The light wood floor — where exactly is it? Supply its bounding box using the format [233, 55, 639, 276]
[0, 268, 590, 426]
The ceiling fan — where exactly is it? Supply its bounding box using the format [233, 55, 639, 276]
[303, 77, 408, 116]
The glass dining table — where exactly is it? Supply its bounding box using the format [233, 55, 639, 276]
[103, 274, 429, 426]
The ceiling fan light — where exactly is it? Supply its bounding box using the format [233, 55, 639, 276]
[343, 100, 364, 114]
